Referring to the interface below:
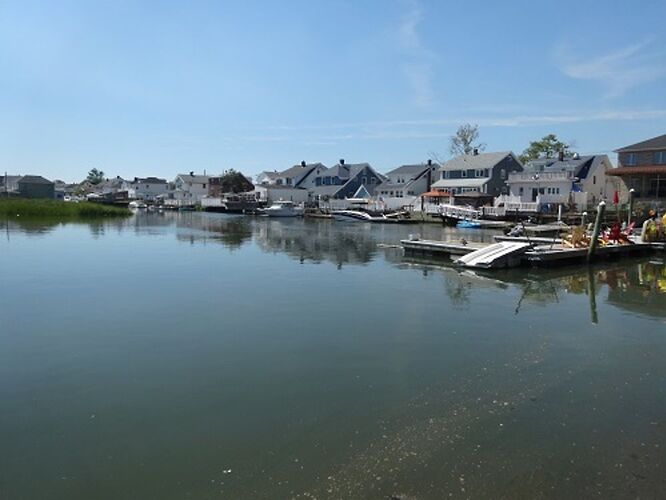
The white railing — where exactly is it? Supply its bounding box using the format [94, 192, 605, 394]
[508, 171, 573, 182]
[438, 203, 480, 220]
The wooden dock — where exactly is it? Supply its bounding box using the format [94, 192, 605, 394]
[401, 238, 664, 268]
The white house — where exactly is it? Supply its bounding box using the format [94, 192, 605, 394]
[171, 173, 211, 205]
[129, 177, 168, 201]
[507, 154, 612, 207]
[253, 185, 309, 204]
[376, 160, 437, 209]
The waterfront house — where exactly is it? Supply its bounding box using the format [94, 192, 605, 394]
[300, 159, 385, 200]
[609, 133, 666, 201]
[166, 173, 210, 205]
[1, 174, 22, 196]
[377, 160, 438, 209]
[129, 177, 168, 201]
[507, 153, 613, 207]
[253, 185, 309, 204]
[98, 176, 131, 195]
[255, 171, 280, 185]
[17, 175, 55, 199]
[431, 151, 523, 196]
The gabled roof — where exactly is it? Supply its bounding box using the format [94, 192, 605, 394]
[257, 171, 280, 180]
[522, 155, 608, 180]
[176, 174, 207, 184]
[135, 176, 167, 184]
[1, 175, 23, 185]
[616, 134, 666, 152]
[439, 152, 515, 171]
[385, 163, 435, 177]
[18, 175, 53, 185]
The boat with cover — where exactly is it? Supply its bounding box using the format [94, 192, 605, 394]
[260, 200, 304, 217]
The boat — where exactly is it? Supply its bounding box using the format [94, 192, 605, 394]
[128, 200, 147, 209]
[331, 209, 381, 222]
[259, 200, 304, 217]
[456, 220, 481, 229]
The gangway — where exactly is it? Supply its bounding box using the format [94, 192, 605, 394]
[455, 241, 531, 269]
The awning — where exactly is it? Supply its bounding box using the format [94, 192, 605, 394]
[431, 178, 488, 188]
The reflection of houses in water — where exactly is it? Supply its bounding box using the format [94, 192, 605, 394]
[253, 219, 378, 268]
[173, 213, 252, 249]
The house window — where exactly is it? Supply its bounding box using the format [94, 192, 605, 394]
[593, 176, 596, 185]
[276, 179, 283, 185]
[370, 177, 376, 184]
[203, 183, 206, 189]
[362, 176, 367, 185]
[500, 169, 506, 180]
[654, 151, 666, 164]
[484, 169, 489, 177]
[444, 171, 450, 179]
[324, 177, 331, 185]
[286, 178, 292, 185]
[519, 187, 524, 195]
[625, 153, 637, 166]
[461, 170, 467, 178]
[315, 178, 321, 186]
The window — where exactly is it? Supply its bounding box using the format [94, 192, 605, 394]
[444, 171, 450, 179]
[362, 176, 367, 184]
[519, 187, 524, 195]
[315, 178, 321, 186]
[203, 183, 206, 189]
[370, 177, 376, 184]
[276, 179, 283, 185]
[655, 151, 666, 164]
[625, 153, 637, 166]
[324, 177, 331, 185]
[593, 176, 596, 185]
[461, 170, 467, 178]
[484, 169, 489, 177]
[500, 169, 506, 180]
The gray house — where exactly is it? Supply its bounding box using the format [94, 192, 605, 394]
[17, 175, 55, 199]
[377, 160, 437, 199]
[1, 175, 23, 195]
[301, 159, 385, 199]
[431, 151, 523, 196]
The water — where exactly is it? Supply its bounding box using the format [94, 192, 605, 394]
[1, 212, 665, 499]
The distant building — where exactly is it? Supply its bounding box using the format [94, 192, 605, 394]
[431, 151, 523, 196]
[129, 177, 168, 201]
[508, 153, 613, 206]
[1, 174, 22, 195]
[609, 133, 666, 200]
[252, 185, 309, 204]
[301, 159, 385, 200]
[17, 175, 55, 199]
[208, 173, 254, 197]
[377, 160, 438, 208]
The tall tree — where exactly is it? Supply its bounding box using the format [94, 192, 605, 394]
[219, 169, 253, 193]
[519, 134, 575, 164]
[86, 168, 105, 185]
[449, 124, 485, 156]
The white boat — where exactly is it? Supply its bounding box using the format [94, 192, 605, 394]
[331, 209, 385, 222]
[129, 200, 148, 209]
[260, 200, 304, 217]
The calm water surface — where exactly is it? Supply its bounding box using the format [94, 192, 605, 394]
[1, 213, 665, 499]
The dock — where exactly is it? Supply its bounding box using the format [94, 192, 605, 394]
[401, 237, 664, 269]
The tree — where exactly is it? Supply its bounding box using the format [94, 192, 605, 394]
[86, 168, 105, 185]
[218, 169, 253, 193]
[519, 134, 575, 164]
[449, 123, 485, 157]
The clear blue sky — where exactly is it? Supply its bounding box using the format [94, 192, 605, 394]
[2, 0, 666, 182]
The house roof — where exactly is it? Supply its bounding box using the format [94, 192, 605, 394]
[279, 163, 320, 179]
[615, 134, 666, 152]
[431, 178, 489, 189]
[439, 152, 514, 171]
[18, 175, 53, 185]
[255, 184, 307, 190]
[522, 155, 607, 180]
[385, 163, 435, 177]
[176, 174, 207, 184]
[608, 165, 666, 176]
[1, 175, 23, 185]
[257, 171, 280, 180]
[134, 176, 167, 184]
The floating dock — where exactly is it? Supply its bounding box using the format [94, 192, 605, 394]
[401, 237, 663, 269]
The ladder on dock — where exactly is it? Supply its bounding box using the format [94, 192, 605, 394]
[456, 241, 531, 269]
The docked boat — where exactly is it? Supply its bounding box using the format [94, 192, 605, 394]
[128, 200, 147, 209]
[331, 209, 381, 222]
[456, 220, 481, 229]
[259, 200, 304, 217]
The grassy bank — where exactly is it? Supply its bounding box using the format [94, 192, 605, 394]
[0, 198, 131, 217]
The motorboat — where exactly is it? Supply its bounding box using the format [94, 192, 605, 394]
[260, 200, 304, 217]
[128, 200, 148, 209]
[331, 209, 383, 222]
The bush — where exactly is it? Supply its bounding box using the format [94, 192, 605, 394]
[0, 199, 131, 217]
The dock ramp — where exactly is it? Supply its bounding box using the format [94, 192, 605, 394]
[456, 241, 531, 269]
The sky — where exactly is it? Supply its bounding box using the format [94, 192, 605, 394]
[1, 0, 666, 182]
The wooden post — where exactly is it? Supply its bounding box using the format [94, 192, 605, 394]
[627, 188, 635, 227]
[587, 201, 606, 262]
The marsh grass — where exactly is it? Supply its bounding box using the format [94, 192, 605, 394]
[0, 198, 131, 218]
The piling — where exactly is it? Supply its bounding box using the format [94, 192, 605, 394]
[627, 188, 635, 227]
[587, 201, 606, 262]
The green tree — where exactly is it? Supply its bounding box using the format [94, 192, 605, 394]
[219, 169, 253, 193]
[519, 134, 575, 164]
[449, 123, 485, 156]
[86, 168, 105, 185]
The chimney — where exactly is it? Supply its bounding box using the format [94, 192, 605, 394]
[558, 150, 564, 161]
[339, 158, 345, 165]
[301, 160, 306, 167]
[190, 171, 194, 176]
[427, 159, 432, 166]
[473, 148, 479, 156]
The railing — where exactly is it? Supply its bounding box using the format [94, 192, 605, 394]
[508, 171, 573, 182]
[438, 203, 480, 220]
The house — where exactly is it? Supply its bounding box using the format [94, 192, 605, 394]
[507, 153, 613, 207]
[129, 177, 168, 201]
[98, 176, 131, 195]
[255, 171, 280, 185]
[252, 185, 309, 204]
[301, 159, 385, 200]
[1, 175, 22, 196]
[609, 133, 666, 201]
[17, 175, 55, 199]
[431, 151, 523, 196]
[377, 160, 438, 209]
[274, 162, 323, 187]
[208, 173, 254, 197]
